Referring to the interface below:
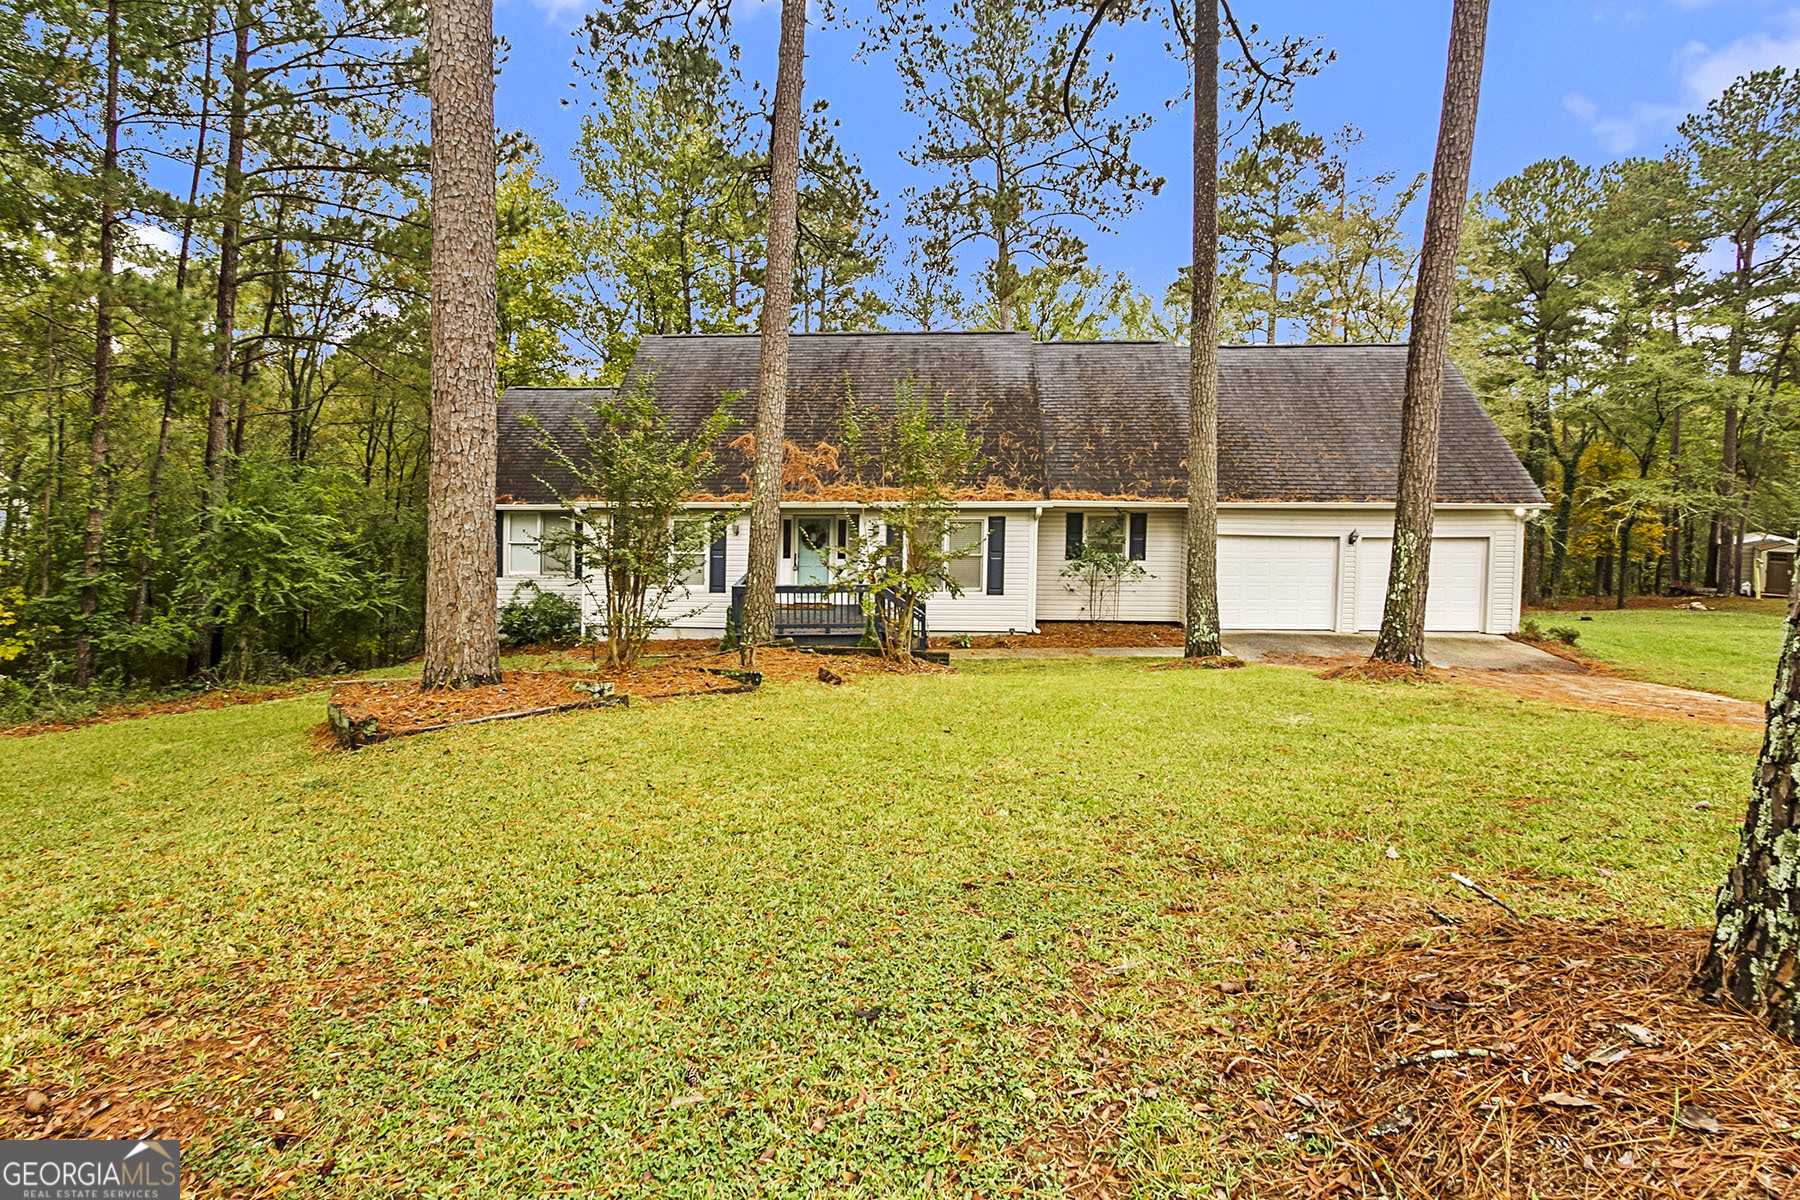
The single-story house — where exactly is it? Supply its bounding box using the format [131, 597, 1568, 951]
[1742, 533, 1795, 599]
[494, 332, 1546, 636]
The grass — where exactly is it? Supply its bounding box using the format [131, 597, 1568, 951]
[0, 660, 1762, 1196]
[1531, 599, 1789, 701]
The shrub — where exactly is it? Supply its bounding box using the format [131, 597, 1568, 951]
[499, 582, 582, 646]
[1547, 625, 1581, 646]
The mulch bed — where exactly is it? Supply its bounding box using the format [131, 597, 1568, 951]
[1209, 916, 1800, 1198]
[1318, 661, 1444, 684]
[1148, 654, 1245, 671]
[560, 645, 952, 685]
[930, 621, 1183, 650]
[325, 666, 759, 747]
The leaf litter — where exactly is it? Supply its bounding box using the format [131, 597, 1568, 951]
[1204, 915, 1800, 1198]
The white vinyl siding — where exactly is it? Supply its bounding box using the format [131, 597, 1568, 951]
[1038, 510, 1184, 621]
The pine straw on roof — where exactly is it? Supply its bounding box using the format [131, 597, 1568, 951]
[1210, 916, 1800, 1199]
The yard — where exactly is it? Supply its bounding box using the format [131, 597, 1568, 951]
[0, 657, 1779, 1196]
[1528, 598, 1790, 701]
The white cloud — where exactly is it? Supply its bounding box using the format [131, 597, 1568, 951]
[1564, 9, 1800, 152]
[128, 224, 179, 256]
[1673, 17, 1800, 101]
[1561, 91, 1687, 153]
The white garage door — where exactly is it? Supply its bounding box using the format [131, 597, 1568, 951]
[1357, 538, 1488, 632]
[1218, 536, 1339, 630]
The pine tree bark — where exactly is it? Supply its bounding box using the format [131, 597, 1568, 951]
[741, 0, 807, 646]
[76, 0, 122, 690]
[421, 0, 502, 688]
[1371, 0, 1489, 667]
[190, 5, 251, 675]
[1698, 591, 1800, 1039]
[136, 15, 214, 627]
[1183, 0, 1222, 658]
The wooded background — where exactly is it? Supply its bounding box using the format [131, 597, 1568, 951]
[1, 0, 1794, 695]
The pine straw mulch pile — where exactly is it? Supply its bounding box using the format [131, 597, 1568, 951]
[555, 644, 951, 685]
[929, 621, 1185, 650]
[1207, 915, 1800, 1199]
[328, 665, 757, 738]
[1148, 654, 1246, 671]
[1317, 660, 1445, 685]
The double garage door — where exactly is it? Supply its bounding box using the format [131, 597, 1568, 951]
[1215, 534, 1489, 632]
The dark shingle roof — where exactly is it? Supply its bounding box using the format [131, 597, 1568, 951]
[496, 334, 1543, 506]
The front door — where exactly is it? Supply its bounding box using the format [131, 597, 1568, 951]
[795, 516, 834, 586]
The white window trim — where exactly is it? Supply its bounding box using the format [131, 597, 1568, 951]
[506, 511, 574, 578]
[673, 516, 709, 591]
[943, 517, 987, 594]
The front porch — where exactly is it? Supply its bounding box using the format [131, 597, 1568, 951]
[728, 583, 928, 652]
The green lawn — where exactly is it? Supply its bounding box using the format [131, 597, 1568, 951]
[1531, 600, 1789, 701]
[0, 661, 1760, 1196]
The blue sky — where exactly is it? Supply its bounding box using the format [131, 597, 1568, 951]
[490, 0, 1800, 299]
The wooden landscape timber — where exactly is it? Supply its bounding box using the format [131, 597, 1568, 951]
[325, 667, 762, 748]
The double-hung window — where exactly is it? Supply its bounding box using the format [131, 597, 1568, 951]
[506, 511, 573, 576]
[673, 517, 708, 589]
[945, 519, 985, 592]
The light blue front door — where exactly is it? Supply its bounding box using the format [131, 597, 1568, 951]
[795, 516, 833, 586]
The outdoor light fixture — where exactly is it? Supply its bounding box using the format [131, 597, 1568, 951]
[1347, 529, 1360, 544]
[1513, 507, 1528, 519]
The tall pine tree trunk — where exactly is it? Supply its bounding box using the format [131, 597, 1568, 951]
[1698, 590, 1800, 1039]
[1371, 0, 1489, 667]
[191, 5, 250, 675]
[741, 0, 807, 646]
[136, 14, 214, 627]
[1183, 0, 1222, 658]
[422, 0, 502, 688]
[77, 0, 122, 690]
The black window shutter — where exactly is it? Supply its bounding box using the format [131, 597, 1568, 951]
[986, 515, 1005, 595]
[837, 518, 848, 548]
[709, 525, 727, 592]
[1065, 512, 1084, 559]
[1128, 512, 1147, 561]
[782, 518, 792, 559]
[496, 511, 506, 576]
[574, 520, 585, 580]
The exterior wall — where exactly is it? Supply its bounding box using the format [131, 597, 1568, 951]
[499, 502, 1533, 638]
[1036, 508, 1186, 622]
[496, 504, 1040, 638]
[1032, 504, 1531, 633]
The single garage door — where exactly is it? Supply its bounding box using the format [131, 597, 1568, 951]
[1356, 537, 1488, 632]
[1218, 535, 1339, 630]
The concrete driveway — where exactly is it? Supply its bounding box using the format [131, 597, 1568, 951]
[1217, 631, 1582, 672]
[951, 631, 1579, 673]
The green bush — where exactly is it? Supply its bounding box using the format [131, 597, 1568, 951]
[499, 582, 582, 646]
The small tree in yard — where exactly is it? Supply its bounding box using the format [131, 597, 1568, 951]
[528, 379, 735, 670]
[837, 380, 988, 659]
[1697, 592, 1800, 1040]
[1061, 524, 1147, 622]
